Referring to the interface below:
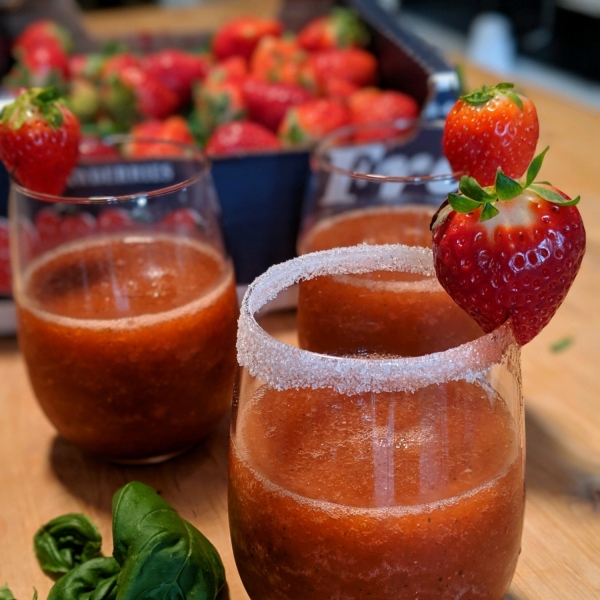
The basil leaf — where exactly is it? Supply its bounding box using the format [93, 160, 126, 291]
[47, 557, 119, 600]
[0, 585, 15, 600]
[112, 481, 225, 600]
[34, 514, 102, 580]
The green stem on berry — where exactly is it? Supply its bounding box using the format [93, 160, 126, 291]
[447, 146, 580, 221]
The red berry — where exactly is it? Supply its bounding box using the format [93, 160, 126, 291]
[278, 98, 350, 146]
[142, 49, 211, 107]
[125, 116, 196, 158]
[348, 87, 420, 141]
[12, 19, 73, 56]
[160, 208, 203, 233]
[443, 83, 539, 187]
[33, 207, 96, 252]
[242, 78, 313, 132]
[212, 16, 283, 61]
[297, 7, 369, 51]
[0, 88, 81, 195]
[205, 120, 281, 156]
[194, 76, 247, 140]
[119, 66, 180, 120]
[431, 152, 585, 346]
[250, 36, 314, 90]
[308, 48, 378, 93]
[97, 208, 133, 232]
[79, 135, 120, 159]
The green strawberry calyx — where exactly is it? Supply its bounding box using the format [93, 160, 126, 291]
[461, 82, 523, 110]
[447, 147, 580, 222]
[0, 87, 65, 130]
[331, 7, 370, 48]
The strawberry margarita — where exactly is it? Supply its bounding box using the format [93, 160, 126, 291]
[9, 139, 238, 462]
[231, 245, 525, 600]
[16, 233, 238, 461]
[297, 204, 436, 254]
[296, 205, 482, 355]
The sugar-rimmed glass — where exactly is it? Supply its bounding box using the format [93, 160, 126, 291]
[10, 136, 239, 463]
[230, 244, 525, 600]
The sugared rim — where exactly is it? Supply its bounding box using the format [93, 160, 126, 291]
[11, 134, 211, 205]
[312, 118, 458, 184]
[237, 244, 518, 394]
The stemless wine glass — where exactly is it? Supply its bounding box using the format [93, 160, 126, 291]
[297, 118, 458, 255]
[296, 118, 482, 356]
[230, 244, 525, 600]
[9, 136, 239, 463]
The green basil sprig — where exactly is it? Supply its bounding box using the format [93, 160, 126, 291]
[42, 481, 225, 600]
[0, 585, 15, 600]
[0, 585, 37, 600]
[47, 557, 120, 600]
[33, 513, 102, 580]
[111, 481, 226, 600]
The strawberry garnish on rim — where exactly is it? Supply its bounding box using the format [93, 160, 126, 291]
[431, 148, 586, 346]
[443, 82, 539, 187]
[0, 87, 81, 195]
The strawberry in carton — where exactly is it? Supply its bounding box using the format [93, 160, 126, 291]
[297, 7, 370, 51]
[432, 82, 586, 346]
[193, 57, 248, 142]
[212, 16, 283, 62]
[278, 98, 350, 146]
[205, 120, 281, 157]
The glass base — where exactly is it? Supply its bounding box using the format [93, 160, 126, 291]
[109, 445, 194, 466]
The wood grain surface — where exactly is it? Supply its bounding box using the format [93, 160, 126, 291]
[1, 1, 599, 598]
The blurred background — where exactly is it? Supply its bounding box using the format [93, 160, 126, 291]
[1, 0, 599, 109]
[400, 0, 600, 109]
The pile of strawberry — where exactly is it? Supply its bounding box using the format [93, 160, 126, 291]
[1, 8, 420, 157]
[432, 82, 586, 346]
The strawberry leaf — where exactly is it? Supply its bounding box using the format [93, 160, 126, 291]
[480, 201, 500, 221]
[524, 147, 548, 187]
[462, 82, 513, 106]
[495, 170, 523, 201]
[448, 193, 482, 213]
[529, 185, 580, 206]
[461, 85, 497, 105]
[504, 89, 523, 110]
[458, 176, 496, 203]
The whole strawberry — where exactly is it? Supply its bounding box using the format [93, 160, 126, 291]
[142, 49, 212, 108]
[242, 77, 313, 132]
[443, 83, 539, 187]
[0, 87, 81, 195]
[11, 19, 73, 56]
[205, 120, 281, 156]
[212, 16, 283, 61]
[278, 98, 350, 146]
[297, 7, 370, 51]
[431, 149, 585, 346]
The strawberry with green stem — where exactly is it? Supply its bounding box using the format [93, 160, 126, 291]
[297, 7, 370, 51]
[0, 88, 81, 195]
[443, 83, 539, 187]
[431, 148, 585, 346]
